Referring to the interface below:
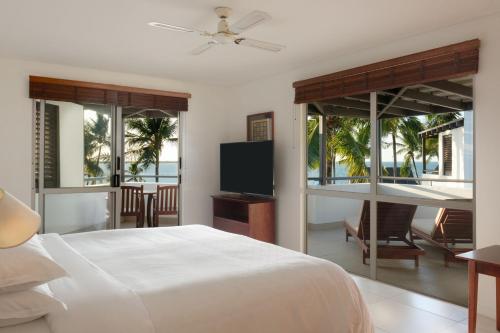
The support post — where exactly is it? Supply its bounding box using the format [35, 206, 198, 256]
[369, 92, 378, 279]
[422, 135, 427, 175]
[319, 114, 327, 185]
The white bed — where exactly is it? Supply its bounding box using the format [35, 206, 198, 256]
[1, 225, 373, 333]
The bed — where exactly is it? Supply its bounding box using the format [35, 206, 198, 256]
[1, 225, 373, 333]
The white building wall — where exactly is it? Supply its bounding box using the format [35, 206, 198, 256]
[437, 126, 465, 187]
[464, 111, 474, 183]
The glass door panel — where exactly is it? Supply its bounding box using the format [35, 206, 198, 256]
[306, 96, 371, 193]
[41, 101, 113, 188]
[35, 100, 119, 234]
[44, 192, 114, 234]
[306, 194, 369, 277]
[120, 108, 180, 228]
[375, 77, 474, 201]
[376, 202, 472, 306]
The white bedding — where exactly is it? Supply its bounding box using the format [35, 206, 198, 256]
[5, 225, 373, 333]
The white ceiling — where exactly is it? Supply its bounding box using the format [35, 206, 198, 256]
[1, 0, 499, 86]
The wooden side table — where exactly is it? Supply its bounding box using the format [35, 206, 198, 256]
[457, 246, 500, 333]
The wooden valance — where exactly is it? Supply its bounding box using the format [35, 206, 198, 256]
[293, 39, 480, 104]
[29, 76, 191, 111]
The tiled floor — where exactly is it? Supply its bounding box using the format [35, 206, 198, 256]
[308, 226, 468, 305]
[351, 274, 497, 333]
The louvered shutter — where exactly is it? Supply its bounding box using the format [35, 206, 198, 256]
[442, 134, 452, 176]
[35, 102, 60, 188]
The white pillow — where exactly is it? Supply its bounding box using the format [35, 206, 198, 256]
[0, 284, 66, 328]
[0, 235, 67, 293]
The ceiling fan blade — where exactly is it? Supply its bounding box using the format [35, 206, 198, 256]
[230, 10, 271, 34]
[234, 38, 285, 52]
[190, 42, 217, 55]
[148, 22, 212, 37]
[148, 22, 197, 32]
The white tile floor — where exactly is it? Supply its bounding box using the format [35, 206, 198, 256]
[351, 274, 497, 333]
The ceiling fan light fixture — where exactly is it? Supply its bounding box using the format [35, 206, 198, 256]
[148, 22, 194, 33]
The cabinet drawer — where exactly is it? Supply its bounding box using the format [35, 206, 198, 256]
[213, 217, 250, 236]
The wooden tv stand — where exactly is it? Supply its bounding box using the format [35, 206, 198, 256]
[212, 194, 275, 244]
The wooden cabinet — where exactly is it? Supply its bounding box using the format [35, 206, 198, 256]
[212, 195, 275, 243]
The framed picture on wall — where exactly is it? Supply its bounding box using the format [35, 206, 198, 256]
[247, 112, 274, 141]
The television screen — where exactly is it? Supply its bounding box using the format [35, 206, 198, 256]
[220, 140, 274, 196]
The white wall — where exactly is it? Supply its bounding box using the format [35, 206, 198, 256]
[52, 101, 85, 187]
[0, 57, 236, 229]
[230, 13, 500, 318]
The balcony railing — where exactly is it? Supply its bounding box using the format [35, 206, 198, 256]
[84, 175, 178, 186]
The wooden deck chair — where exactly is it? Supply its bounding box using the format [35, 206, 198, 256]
[152, 185, 178, 227]
[411, 208, 473, 266]
[345, 201, 425, 266]
[120, 185, 145, 228]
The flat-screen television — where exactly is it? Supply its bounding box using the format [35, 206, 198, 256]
[220, 140, 274, 196]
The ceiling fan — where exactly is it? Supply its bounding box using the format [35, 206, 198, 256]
[148, 7, 285, 55]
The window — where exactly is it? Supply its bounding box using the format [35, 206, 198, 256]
[304, 77, 474, 306]
[442, 134, 452, 176]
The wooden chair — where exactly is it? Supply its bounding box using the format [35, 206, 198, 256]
[152, 185, 178, 227]
[120, 185, 145, 228]
[345, 201, 425, 266]
[411, 208, 473, 266]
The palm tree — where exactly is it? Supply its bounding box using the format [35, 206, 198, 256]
[84, 114, 110, 184]
[426, 112, 461, 128]
[308, 115, 370, 184]
[332, 118, 370, 183]
[127, 162, 144, 182]
[307, 115, 320, 170]
[125, 117, 177, 183]
[397, 117, 424, 178]
[380, 118, 400, 180]
[326, 116, 343, 184]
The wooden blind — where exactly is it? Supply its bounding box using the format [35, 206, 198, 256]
[29, 76, 191, 111]
[35, 102, 60, 188]
[442, 134, 452, 176]
[293, 39, 480, 104]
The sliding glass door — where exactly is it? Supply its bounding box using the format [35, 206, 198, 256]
[304, 76, 475, 305]
[33, 100, 121, 233]
[118, 107, 181, 228]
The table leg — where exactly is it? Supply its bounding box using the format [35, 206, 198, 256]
[497, 277, 500, 331]
[146, 194, 153, 228]
[468, 261, 478, 333]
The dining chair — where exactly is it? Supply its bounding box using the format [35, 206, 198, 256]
[152, 185, 178, 227]
[120, 185, 145, 228]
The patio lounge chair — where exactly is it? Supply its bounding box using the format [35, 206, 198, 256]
[411, 208, 473, 266]
[344, 201, 425, 266]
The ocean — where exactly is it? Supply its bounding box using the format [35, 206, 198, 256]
[308, 161, 438, 184]
[97, 160, 434, 185]
[124, 162, 178, 184]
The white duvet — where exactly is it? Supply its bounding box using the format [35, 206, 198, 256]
[39, 225, 372, 333]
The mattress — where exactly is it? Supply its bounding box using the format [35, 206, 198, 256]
[4, 225, 373, 333]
